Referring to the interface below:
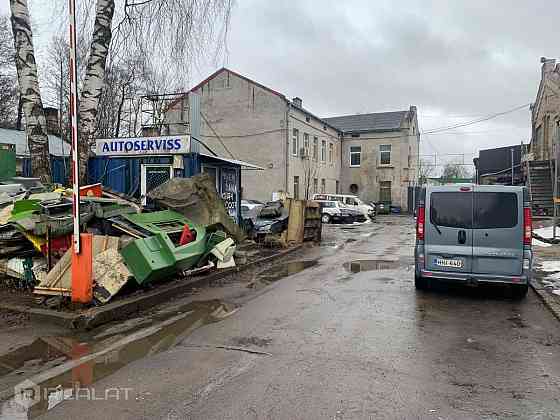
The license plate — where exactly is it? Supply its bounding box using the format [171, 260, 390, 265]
[435, 258, 464, 268]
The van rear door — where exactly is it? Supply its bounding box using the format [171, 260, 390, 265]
[425, 186, 473, 274]
[472, 186, 523, 276]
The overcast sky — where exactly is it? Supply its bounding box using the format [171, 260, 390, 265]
[2, 0, 556, 172]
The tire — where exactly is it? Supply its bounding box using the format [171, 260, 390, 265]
[321, 214, 331, 224]
[511, 284, 528, 300]
[415, 274, 429, 290]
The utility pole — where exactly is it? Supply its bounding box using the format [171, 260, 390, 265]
[511, 148, 514, 186]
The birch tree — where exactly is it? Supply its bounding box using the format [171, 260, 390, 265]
[0, 15, 18, 128]
[9, 1, 51, 182]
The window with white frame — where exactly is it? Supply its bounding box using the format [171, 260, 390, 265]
[303, 133, 309, 156]
[379, 144, 391, 165]
[292, 129, 299, 156]
[350, 146, 361, 167]
[313, 178, 318, 193]
[321, 140, 326, 162]
[328, 143, 333, 163]
[321, 178, 326, 193]
[313, 137, 318, 160]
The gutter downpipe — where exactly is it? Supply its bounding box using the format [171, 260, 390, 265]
[285, 102, 290, 194]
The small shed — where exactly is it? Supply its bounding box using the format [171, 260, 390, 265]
[88, 135, 263, 223]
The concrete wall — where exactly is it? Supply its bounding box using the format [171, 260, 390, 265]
[165, 70, 288, 201]
[287, 106, 341, 199]
[532, 59, 560, 161]
[339, 110, 419, 210]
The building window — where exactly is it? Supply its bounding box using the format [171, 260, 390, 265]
[321, 178, 326, 193]
[379, 144, 391, 165]
[328, 143, 333, 163]
[303, 133, 309, 156]
[321, 140, 326, 162]
[294, 176, 300, 199]
[350, 146, 361, 167]
[313, 137, 318, 160]
[313, 178, 318, 193]
[379, 181, 391, 203]
[335, 180, 339, 194]
[292, 129, 299, 156]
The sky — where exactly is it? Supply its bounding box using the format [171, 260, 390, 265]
[2, 0, 557, 173]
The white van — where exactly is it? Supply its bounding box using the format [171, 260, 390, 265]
[312, 193, 375, 220]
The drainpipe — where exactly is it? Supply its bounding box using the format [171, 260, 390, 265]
[285, 102, 290, 194]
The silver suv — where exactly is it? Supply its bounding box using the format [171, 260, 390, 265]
[414, 184, 532, 298]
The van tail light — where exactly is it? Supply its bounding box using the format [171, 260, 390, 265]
[523, 207, 532, 246]
[416, 206, 425, 241]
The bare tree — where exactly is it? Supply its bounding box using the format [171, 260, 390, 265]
[418, 159, 434, 185]
[441, 163, 472, 182]
[9, 0, 51, 182]
[302, 153, 320, 200]
[11, 0, 234, 183]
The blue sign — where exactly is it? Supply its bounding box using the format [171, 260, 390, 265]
[95, 135, 190, 156]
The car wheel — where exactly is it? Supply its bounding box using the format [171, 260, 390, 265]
[321, 214, 331, 224]
[415, 274, 429, 290]
[511, 284, 528, 300]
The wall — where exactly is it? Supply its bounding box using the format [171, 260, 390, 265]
[339, 111, 419, 210]
[531, 59, 560, 161]
[165, 70, 287, 202]
[287, 106, 341, 199]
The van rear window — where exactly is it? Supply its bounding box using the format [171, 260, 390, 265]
[474, 192, 517, 229]
[429, 192, 472, 228]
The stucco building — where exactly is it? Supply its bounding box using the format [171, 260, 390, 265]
[164, 68, 418, 210]
[531, 58, 560, 161]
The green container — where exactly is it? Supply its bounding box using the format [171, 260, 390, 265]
[0, 143, 16, 182]
[121, 224, 207, 285]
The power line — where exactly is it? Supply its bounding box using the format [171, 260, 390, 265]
[422, 103, 531, 135]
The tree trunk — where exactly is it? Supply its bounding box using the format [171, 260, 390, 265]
[9, 0, 51, 183]
[78, 0, 115, 184]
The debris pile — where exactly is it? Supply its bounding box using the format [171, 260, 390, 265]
[0, 174, 321, 310]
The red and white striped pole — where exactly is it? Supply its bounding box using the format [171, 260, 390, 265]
[69, 0, 81, 254]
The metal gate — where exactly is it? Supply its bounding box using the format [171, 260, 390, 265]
[141, 164, 173, 205]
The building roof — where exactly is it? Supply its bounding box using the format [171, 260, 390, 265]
[199, 153, 265, 170]
[322, 111, 408, 133]
[0, 128, 71, 157]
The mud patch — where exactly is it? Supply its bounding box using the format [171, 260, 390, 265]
[0, 299, 237, 418]
[343, 260, 399, 273]
[231, 336, 272, 347]
[255, 260, 318, 283]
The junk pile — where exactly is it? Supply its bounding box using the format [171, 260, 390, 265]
[0, 176, 240, 307]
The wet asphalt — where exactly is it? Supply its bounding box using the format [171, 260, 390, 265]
[28, 216, 560, 418]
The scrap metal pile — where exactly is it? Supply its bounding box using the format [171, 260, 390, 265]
[0, 175, 240, 306]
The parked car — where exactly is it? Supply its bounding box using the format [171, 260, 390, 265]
[373, 201, 390, 215]
[241, 199, 265, 211]
[312, 193, 375, 220]
[316, 200, 354, 224]
[414, 184, 531, 298]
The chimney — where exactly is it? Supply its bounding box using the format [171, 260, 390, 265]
[43, 107, 60, 136]
[292, 97, 302, 108]
[541, 57, 556, 76]
[142, 125, 161, 137]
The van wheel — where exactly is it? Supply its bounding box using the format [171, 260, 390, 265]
[321, 214, 331, 224]
[511, 284, 528, 300]
[415, 275, 429, 290]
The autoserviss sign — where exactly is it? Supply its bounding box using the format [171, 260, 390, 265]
[95, 135, 190, 156]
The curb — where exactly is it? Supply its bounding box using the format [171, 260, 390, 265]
[530, 277, 560, 323]
[0, 244, 304, 330]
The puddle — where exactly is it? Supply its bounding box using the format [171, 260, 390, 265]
[0, 299, 236, 418]
[343, 260, 399, 273]
[256, 261, 318, 283]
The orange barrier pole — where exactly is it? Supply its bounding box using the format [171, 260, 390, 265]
[71, 233, 93, 303]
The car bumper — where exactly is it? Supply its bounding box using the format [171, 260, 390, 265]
[418, 268, 530, 285]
